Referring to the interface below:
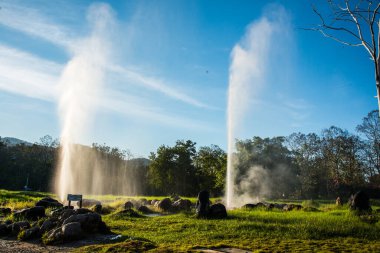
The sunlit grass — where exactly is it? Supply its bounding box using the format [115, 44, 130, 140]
[1, 189, 380, 251]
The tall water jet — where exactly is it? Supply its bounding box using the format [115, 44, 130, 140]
[55, 4, 115, 201]
[226, 6, 290, 208]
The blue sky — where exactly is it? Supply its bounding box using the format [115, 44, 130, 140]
[0, 0, 376, 157]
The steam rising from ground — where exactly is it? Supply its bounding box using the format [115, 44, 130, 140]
[226, 6, 292, 208]
[55, 4, 125, 201]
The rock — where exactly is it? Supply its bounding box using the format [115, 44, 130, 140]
[62, 214, 88, 226]
[114, 209, 142, 218]
[151, 199, 159, 206]
[10, 221, 30, 235]
[91, 204, 102, 214]
[350, 191, 371, 212]
[35, 197, 63, 208]
[172, 199, 192, 211]
[196, 190, 210, 218]
[62, 222, 83, 240]
[283, 204, 302, 211]
[18, 226, 40, 241]
[242, 203, 256, 209]
[58, 209, 76, 222]
[171, 194, 181, 202]
[79, 199, 101, 208]
[0, 207, 11, 216]
[256, 202, 266, 208]
[124, 201, 134, 210]
[208, 203, 227, 219]
[62, 212, 103, 233]
[273, 203, 287, 210]
[75, 208, 93, 215]
[14, 206, 45, 220]
[45, 227, 63, 245]
[139, 198, 149, 206]
[0, 223, 11, 236]
[40, 219, 55, 234]
[157, 198, 172, 212]
[138, 205, 151, 214]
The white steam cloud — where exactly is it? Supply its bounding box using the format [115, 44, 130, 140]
[226, 5, 292, 208]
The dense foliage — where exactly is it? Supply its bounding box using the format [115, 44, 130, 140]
[0, 110, 379, 198]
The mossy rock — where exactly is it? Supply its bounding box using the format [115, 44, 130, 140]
[110, 209, 143, 219]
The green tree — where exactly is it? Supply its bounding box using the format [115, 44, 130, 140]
[194, 145, 227, 196]
[356, 110, 380, 185]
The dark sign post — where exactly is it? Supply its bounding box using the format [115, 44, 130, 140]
[67, 194, 83, 208]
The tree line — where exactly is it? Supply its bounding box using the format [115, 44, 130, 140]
[0, 110, 379, 198]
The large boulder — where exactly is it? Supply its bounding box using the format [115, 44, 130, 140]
[62, 212, 106, 233]
[350, 191, 371, 212]
[157, 198, 172, 212]
[62, 222, 83, 240]
[14, 206, 45, 220]
[209, 203, 227, 219]
[196, 190, 210, 218]
[35, 197, 63, 208]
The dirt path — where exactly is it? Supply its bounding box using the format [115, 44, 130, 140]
[0, 239, 71, 253]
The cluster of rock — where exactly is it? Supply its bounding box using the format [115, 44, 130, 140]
[0, 198, 110, 245]
[123, 197, 193, 213]
[242, 202, 304, 211]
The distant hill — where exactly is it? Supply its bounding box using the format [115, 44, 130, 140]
[0, 137, 32, 146]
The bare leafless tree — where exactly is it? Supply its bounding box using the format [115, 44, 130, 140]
[308, 0, 380, 114]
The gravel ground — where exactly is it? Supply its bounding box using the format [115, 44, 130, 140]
[0, 234, 118, 253]
[0, 239, 71, 253]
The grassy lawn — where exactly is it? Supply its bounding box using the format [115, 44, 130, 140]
[1, 189, 380, 252]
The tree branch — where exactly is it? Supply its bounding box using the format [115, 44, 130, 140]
[346, 0, 375, 56]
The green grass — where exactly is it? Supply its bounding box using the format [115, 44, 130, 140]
[0, 189, 52, 210]
[97, 208, 380, 252]
[1, 190, 380, 252]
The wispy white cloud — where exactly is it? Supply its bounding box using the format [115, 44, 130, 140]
[101, 90, 216, 131]
[0, 1, 212, 110]
[109, 65, 213, 109]
[0, 1, 74, 48]
[0, 44, 60, 101]
[0, 44, 214, 131]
